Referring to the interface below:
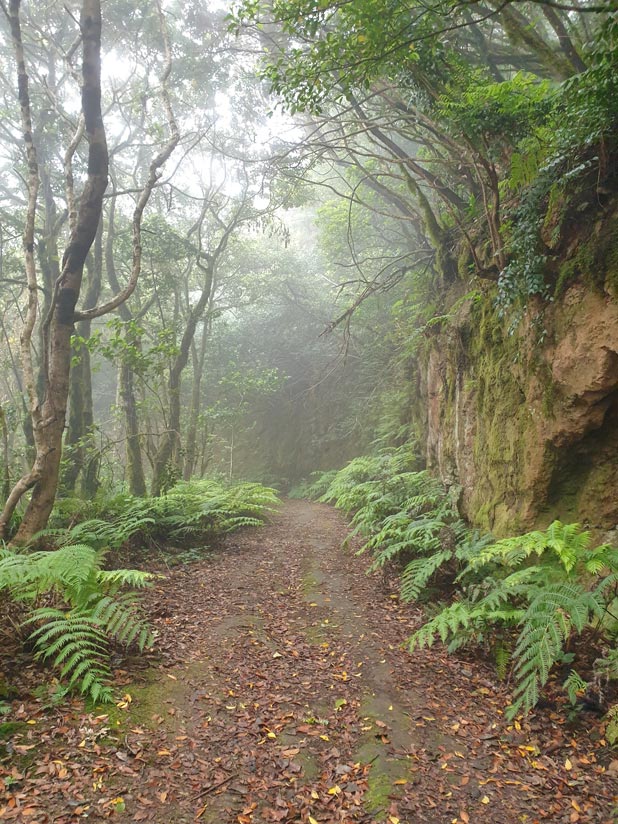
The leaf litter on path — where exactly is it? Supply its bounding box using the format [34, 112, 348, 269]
[1, 500, 617, 822]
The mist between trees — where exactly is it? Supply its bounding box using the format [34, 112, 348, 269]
[0, 0, 615, 540]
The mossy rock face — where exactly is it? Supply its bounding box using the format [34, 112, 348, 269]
[418, 259, 618, 535]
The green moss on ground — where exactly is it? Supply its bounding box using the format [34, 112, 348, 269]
[0, 721, 27, 740]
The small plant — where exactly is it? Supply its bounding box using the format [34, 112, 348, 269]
[0, 543, 153, 702]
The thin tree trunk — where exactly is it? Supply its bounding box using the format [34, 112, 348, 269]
[103, 193, 147, 496]
[541, 7, 587, 73]
[120, 357, 147, 497]
[497, 4, 575, 80]
[62, 222, 102, 495]
[183, 340, 202, 481]
[151, 268, 214, 496]
[184, 307, 212, 480]
[0, 406, 10, 501]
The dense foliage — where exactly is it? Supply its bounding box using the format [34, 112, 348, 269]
[1, 479, 279, 701]
[231, 0, 618, 312]
[315, 451, 618, 724]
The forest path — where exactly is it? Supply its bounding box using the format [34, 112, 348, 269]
[3, 501, 616, 823]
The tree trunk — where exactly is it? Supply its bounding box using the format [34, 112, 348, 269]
[120, 358, 147, 497]
[497, 4, 575, 80]
[151, 269, 213, 496]
[0, 0, 109, 543]
[0, 407, 10, 501]
[62, 223, 103, 495]
[541, 7, 587, 74]
[183, 319, 209, 481]
[103, 193, 147, 496]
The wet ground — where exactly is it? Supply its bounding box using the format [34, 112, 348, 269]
[1, 501, 617, 822]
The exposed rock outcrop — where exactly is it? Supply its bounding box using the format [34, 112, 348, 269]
[421, 281, 618, 535]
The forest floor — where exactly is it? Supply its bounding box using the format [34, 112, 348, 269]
[2, 500, 618, 823]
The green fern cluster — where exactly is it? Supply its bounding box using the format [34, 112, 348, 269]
[5, 479, 279, 702]
[288, 470, 338, 500]
[319, 446, 419, 515]
[0, 543, 153, 702]
[47, 479, 279, 549]
[152, 479, 279, 539]
[410, 522, 618, 718]
[325, 450, 618, 719]
[320, 449, 488, 603]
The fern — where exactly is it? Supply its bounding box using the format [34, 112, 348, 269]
[0, 541, 154, 702]
[410, 520, 618, 719]
[46, 479, 280, 550]
[26, 610, 114, 703]
[563, 670, 589, 705]
[494, 640, 511, 681]
[506, 583, 603, 718]
[411, 601, 477, 649]
[400, 549, 453, 601]
[469, 520, 592, 573]
[154, 479, 279, 538]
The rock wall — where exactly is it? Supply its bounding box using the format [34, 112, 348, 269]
[422, 281, 618, 536]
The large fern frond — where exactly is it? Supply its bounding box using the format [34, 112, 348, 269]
[400, 550, 453, 601]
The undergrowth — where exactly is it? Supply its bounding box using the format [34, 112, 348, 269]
[47, 478, 279, 550]
[1, 478, 279, 703]
[315, 447, 618, 726]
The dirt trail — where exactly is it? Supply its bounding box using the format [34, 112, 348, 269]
[2, 501, 617, 823]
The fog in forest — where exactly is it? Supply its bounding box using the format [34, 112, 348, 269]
[1, 2, 618, 819]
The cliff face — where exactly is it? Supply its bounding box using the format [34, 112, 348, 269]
[422, 277, 618, 536]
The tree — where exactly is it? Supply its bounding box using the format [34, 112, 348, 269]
[230, 0, 609, 311]
[0, 0, 178, 541]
